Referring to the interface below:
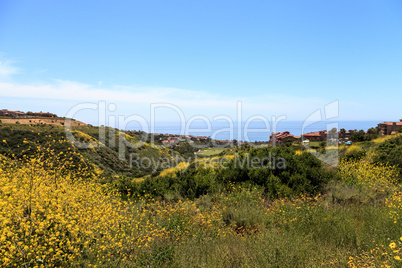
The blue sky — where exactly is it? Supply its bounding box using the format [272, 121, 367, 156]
[0, 0, 401, 126]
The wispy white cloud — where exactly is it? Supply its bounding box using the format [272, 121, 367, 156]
[0, 79, 231, 107]
[0, 58, 359, 122]
[0, 60, 19, 78]
[0, 79, 334, 120]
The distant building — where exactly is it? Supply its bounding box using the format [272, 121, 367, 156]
[0, 109, 58, 118]
[0, 109, 25, 117]
[378, 120, 402, 135]
[341, 130, 355, 140]
[269, 131, 299, 146]
[301, 130, 327, 141]
[302, 129, 355, 142]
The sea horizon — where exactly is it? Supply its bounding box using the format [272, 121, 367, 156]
[126, 120, 381, 142]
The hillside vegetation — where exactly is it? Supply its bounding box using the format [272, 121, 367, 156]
[1, 123, 402, 267]
[0, 124, 180, 179]
[0, 117, 86, 126]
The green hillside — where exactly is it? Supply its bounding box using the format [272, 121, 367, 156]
[0, 123, 182, 180]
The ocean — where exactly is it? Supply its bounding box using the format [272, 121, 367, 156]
[126, 120, 380, 142]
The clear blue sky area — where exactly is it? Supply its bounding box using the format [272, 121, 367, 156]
[0, 0, 401, 124]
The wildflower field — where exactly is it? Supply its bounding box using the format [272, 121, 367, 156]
[1, 124, 402, 267]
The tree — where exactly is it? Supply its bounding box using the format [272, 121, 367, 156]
[329, 127, 337, 135]
[367, 127, 379, 135]
[340, 128, 346, 139]
[351, 130, 369, 142]
[232, 139, 238, 147]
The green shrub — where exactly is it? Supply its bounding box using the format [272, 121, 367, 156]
[373, 135, 402, 175]
[344, 145, 366, 161]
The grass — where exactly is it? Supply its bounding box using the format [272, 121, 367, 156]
[196, 147, 226, 157]
[308, 141, 322, 147]
[89, 188, 402, 267]
[169, 203, 400, 267]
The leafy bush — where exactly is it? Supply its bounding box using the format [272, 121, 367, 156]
[351, 129, 379, 142]
[373, 135, 402, 176]
[344, 145, 366, 161]
[132, 146, 336, 200]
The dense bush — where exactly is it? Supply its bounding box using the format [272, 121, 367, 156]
[373, 135, 402, 177]
[350, 128, 380, 142]
[343, 145, 366, 161]
[132, 146, 336, 200]
[137, 167, 218, 200]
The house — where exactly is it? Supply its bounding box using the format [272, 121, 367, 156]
[302, 129, 355, 142]
[0, 109, 58, 118]
[269, 131, 299, 146]
[161, 136, 180, 145]
[0, 109, 25, 117]
[378, 120, 402, 135]
[301, 130, 327, 141]
[341, 130, 355, 140]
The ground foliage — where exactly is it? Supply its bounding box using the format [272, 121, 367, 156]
[1, 125, 402, 267]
